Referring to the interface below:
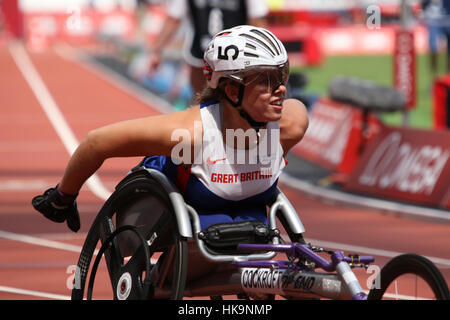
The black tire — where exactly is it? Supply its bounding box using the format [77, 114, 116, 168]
[368, 254, 450, 300]
[71, 170, 188, 300]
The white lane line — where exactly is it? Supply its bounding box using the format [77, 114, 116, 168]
[2, 227, 449, 270]
[0, 230, 160, 264]
[381, 293, 431, 300]
[305, 237, 450, 268]
[0, 179, 49, 191]
[0, 230, 84, 253]
[280, 173, 450, 223]
[0, 285, 71, 300]
[8, 41, 111, 201]
[362, 290, 431, 300]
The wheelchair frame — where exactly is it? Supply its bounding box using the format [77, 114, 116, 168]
[178, 173, 367, 299]
[72, 168, 450, 300]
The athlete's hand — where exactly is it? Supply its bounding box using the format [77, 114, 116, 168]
[32, 186, 80, 232]
[147, 51, 162, 75]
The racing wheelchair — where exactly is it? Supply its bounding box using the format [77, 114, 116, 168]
[71, 168, 450, 300]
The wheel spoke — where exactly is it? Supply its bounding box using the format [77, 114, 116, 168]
[100, 217, 124, 285]
[157, 246, 175, 289]
[124, 248, 146, 275]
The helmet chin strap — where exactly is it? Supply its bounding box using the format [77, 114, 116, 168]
[223, 84, 267, 132]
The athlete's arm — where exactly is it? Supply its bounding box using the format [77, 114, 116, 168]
[148, 15, 181, 72]
[58, 107, 201, 195]
[151, 15, 181, 55]
[279, 99, 309, 156]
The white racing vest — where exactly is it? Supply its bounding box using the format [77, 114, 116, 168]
[190, 101, 286, 201]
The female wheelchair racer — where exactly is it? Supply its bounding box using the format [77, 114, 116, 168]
[31, 25, 308, 238]
[67, 165, 450, 300]
[31, 26, 450, 300]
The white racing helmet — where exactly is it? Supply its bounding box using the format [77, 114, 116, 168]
[203, 25, 289, 89]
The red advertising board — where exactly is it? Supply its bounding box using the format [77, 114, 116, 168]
[23, 10, 137, 47]
[394, 29, 416, 109]
[443, 190, 450, 209]
[20, 5, 168, 49]
[433, 75, 450, 130]
[343, 126, 450, 209]
[293, 98, 381, 174]
[0, 0, 23, 37]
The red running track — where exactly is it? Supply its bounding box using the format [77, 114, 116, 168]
[0, 42, 449, 300]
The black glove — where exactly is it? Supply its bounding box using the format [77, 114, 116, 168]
[32, 186, 80, 232]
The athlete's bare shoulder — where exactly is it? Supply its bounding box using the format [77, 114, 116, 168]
[279, 98, 309, 155]
[170, 104, 202, 135]
[148, 104, 201, 133]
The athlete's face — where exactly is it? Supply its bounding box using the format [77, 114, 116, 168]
[241, 70, 287, 123]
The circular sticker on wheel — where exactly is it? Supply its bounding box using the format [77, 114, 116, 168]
[117, 272, 132, 300]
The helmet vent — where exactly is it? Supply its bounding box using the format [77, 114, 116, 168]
[244, 52, 259, 58]
[250, 29, 280, 56]
[265, 30, 283, 55]
[245, 43, 256, 50]
[239, 33, 275, 57]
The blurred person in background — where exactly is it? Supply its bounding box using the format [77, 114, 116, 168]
[147, 0, 268, 95]
[443, 0, 450, 73]
[422, 0, 450, 75]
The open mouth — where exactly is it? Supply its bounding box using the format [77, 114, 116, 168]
[270, 100, 283, 110]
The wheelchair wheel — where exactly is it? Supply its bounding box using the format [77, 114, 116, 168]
[368, 254, 450, 300]
[71, 171, 188, 300]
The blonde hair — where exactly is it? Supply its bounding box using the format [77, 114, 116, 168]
[193, 79, 239, 105]
[193, 86, 224, 105]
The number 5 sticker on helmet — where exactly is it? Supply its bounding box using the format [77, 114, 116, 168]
[213, 36, 245, 71]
